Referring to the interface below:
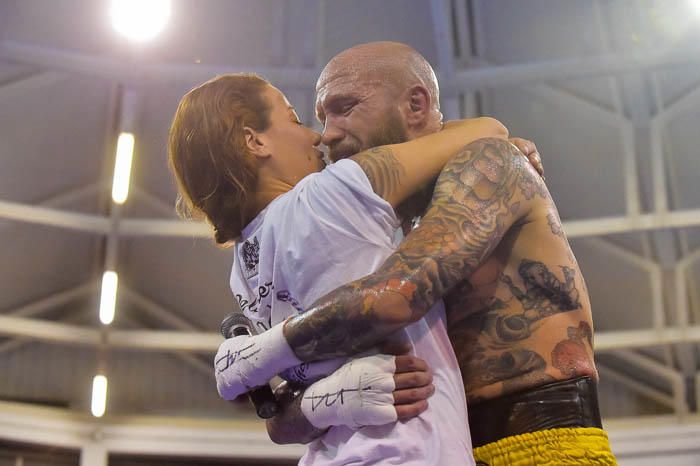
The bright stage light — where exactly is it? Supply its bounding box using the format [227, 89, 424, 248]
[691, 0, 700, 14]
[112, 132, 134, 204]
[91, 375, 108, 417]
[110, 0, 171, 42]
[99, 270, 118, 325]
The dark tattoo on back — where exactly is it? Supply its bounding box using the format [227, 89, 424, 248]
[352, 147, 405, 202]
[450, 263, 582, 344]
[502, 261, 581, 323]
[446, 259, 583, 394]
[473, 349, 548, 386]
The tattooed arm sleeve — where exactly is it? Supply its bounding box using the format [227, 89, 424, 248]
[285, 138, 547, 361]
[349, 118, 508, 208]
[266, 383, 327, 445]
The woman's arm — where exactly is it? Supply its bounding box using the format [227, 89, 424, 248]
[349, 117, 508, 208]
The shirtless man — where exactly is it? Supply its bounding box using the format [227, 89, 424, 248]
[217, 42, 617, 464]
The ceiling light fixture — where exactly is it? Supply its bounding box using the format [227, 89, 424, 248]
[110, 0, 171, 42]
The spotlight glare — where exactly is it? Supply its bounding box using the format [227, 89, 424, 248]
[110, 0, 171, 42]
[112, 132, 134, 204]
[691, 0, 700, 14]
[91, 375, 108, 418]
[99, 271, 118, 325]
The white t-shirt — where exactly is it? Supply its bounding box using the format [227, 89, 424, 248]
[230, 159, 473, 466]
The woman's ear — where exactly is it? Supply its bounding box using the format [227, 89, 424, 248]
[244, 126, 272, 159]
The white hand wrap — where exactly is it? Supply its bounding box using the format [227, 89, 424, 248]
[301, 354, 398, 430]
[215, 322, 301, 400]
[280, 357, 347, 385]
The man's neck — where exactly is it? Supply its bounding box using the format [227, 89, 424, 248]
[397, 119, 442, 230]
[395, 179, 436, 233]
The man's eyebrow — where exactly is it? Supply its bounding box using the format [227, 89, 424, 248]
[316, 92, 356, 121]
[319, 95, 356, 112]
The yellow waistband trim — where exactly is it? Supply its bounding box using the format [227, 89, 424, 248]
[473, 427, 617, 465]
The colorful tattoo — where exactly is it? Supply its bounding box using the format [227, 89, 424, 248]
[552, 321, 593, 377]
[285, 138, 543, 360]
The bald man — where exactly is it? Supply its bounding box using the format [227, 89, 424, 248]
[218, 42, 616, 465]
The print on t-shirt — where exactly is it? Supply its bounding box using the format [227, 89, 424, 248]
[277, 290, 304, 313]
[241, 236, 260, 279]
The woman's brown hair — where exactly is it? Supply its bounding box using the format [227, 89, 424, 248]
[168, 73, 272, 245]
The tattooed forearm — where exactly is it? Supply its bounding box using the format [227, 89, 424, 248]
[266, 383, 327, 445]
[285, 138, 545, 361]
[352, 147, 405, 203]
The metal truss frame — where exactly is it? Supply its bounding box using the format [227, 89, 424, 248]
[1, 1, 700, 462]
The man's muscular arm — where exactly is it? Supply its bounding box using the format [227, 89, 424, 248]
[284, 138, 548, 360]
[213, 138, 548, 399]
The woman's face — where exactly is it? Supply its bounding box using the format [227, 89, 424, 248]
[261, 85, 325, 186]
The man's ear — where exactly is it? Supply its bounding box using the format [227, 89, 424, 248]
[403, 85, 431, 128]
[244, 126, 272, 159]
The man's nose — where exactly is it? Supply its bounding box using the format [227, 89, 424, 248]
[321, 119, 344, 147]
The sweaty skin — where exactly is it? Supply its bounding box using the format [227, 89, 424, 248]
[284, 138, 597, 403]
[442, 198, 595, 401]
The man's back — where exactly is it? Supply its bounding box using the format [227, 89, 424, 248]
[444, 187, 596, 403]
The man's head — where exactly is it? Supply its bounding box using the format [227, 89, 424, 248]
[315, 41, 442, 162]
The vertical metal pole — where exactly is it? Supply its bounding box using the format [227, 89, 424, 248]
[80, 442, 107, 466]
[430, 0, 460, 119]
